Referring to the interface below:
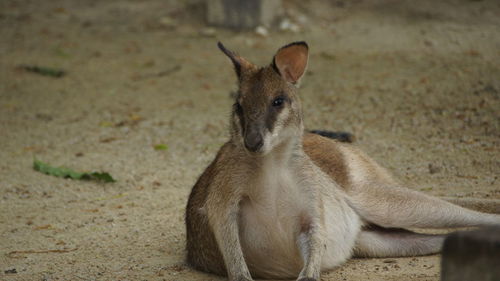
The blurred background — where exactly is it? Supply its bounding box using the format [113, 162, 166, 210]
[1, 0, 499, 280]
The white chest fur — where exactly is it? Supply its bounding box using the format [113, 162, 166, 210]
[238, 165, 307, 278]
[237, 159, 362, 278]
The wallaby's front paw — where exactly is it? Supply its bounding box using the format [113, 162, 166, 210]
[297, 278, 317, 281]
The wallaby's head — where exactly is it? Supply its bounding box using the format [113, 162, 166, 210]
[218, 41, 309, 155]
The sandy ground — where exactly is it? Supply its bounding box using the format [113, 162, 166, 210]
[1, 0, 499, 280]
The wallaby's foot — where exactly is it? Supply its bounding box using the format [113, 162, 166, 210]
[309, 130, 355, 143]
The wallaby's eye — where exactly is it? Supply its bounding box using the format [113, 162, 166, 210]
[272, 97, 284, 107]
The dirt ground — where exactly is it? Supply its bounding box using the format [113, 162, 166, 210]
[1, 0, 499, 280]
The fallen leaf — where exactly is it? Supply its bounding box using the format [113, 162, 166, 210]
[154, 144, 168, 151]
[33, 159, 116, 183]
[99, 121, 113, 127]
[20, 65, 65, 77]
[320, 52, 335, 60]
[4, 268, 17, 274]
[129, 113, 142, 121]
[7, 248, 78, 259]
[100, 137, 117, 143]
[456, 174, 478, 180]
[33, 224, 52, 230]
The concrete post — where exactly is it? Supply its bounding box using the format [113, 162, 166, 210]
[441, 226, 500, 281]
[206, 0, 283, 29]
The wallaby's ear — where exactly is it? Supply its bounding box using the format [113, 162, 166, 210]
[218, 42, 254, 78]
[273, 41, 309, 84]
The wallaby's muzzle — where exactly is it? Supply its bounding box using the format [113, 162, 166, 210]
[244, 129, 264, 153]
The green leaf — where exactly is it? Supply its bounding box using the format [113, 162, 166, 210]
[89, 172, 116, 182]
[33, 159, 116, 183]
[21, 65, 65, 78]
[153, 144, 168, 151]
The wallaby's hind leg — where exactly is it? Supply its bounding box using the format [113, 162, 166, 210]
[354, 225, 445, 258]
[349, 185, 500, 229]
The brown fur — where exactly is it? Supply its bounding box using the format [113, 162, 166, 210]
[303, 133, 350, 189]
[185, 42, 500, 281]
[185, 144, 227, 275]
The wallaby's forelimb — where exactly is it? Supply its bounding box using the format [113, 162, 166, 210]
[206, 199, 252, 281]
[297, 218, 325, 281]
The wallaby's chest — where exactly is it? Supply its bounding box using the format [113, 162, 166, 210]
[233, 160, 362, 276]
[240, 166, 307, 222]
[236, 167, 309, 276]
[242, 168, 306, 217]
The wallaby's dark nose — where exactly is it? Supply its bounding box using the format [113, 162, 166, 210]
[244, 132, 263, 152]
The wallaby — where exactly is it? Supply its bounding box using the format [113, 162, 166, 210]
[185, 41, 500, 281]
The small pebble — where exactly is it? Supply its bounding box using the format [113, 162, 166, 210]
[279, 18, 300, 33]
[158, 16, 177, 28]
[255, 26, 269, 37]
[199, 27, 216, 37]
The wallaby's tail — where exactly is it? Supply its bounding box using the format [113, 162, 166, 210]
[309, 130, 355, 143]
[441, 197, 500, 214]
